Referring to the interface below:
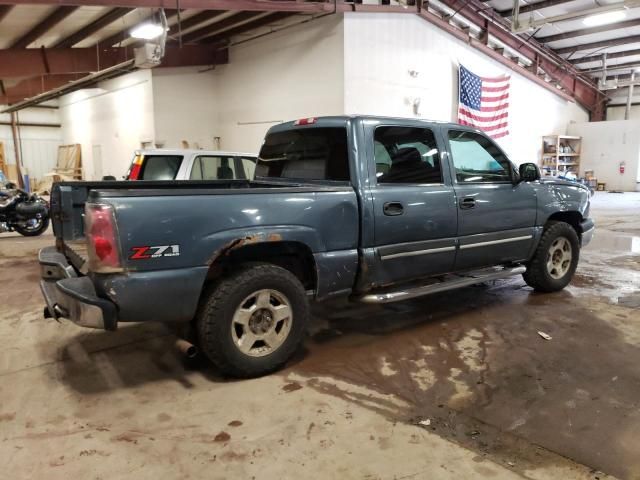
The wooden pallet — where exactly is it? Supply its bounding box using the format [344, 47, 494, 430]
[0, 141, 6, 177]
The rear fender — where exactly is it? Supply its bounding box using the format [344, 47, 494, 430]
[204, 226, 325, 266]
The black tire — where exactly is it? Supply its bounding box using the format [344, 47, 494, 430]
[15, 216, 49, 237]
[196, 263, 309, 378]
[523, 221, 580, 293]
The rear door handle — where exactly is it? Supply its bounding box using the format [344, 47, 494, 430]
[459, 197, 476, 210]
[383, 202, 404, 216]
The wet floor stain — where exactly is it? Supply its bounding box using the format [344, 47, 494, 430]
[288, 270, 640, 479]
[214, 431, 230, 442]
[282, 381, 303, 393]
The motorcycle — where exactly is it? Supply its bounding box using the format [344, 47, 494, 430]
[0, 182, 50, 236]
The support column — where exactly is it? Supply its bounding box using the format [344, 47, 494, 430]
[625, 72, 635, 120]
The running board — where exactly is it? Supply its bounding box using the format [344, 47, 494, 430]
[356, 266, 526, 304]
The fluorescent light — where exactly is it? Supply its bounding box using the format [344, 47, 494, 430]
[130, 22, 165, 40]
[582, 10, 626, 27]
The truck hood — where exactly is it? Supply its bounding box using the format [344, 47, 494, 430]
[539, 177, 590, 192]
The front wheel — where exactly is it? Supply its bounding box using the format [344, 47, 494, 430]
[523, 221, 580, 292]
[196, 263, 309, 378]
[15, 216, 49, 236]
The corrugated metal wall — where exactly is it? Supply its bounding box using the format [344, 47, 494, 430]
[0, 135, 61, 180]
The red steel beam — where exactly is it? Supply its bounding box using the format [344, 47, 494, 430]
[11, 6, 78, 48]
[555, 34, 640, 56]
[572, 48, 640, 65]
[54, 7, 132, 47]
[0, 45, 228, 78]
[167, 10, 226, 37]
[0, 0, 334, 12]
[179, 11, 261, 44]
[0, 4, 13, 22]
[537, 18, 640, 43]
[201, 11, 292, 44]
[432, 0, 605, 116]
[498, 0, 576, 17]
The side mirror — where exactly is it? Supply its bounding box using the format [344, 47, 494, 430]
[518, 163, 541, 182]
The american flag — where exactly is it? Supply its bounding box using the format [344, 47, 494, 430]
[458, 65, 510, 139]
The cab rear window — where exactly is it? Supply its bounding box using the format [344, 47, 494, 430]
[138, 155, 183, 180]
[256, 128, 349, 181]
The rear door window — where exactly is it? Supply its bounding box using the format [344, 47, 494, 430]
[190, 156, 237, 180]
[138, 155, 183, 180]
[374, 126, 443, 184]
[257, 127, 350, 181]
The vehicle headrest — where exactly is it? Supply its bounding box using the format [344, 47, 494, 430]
[392, 147, 422, 165]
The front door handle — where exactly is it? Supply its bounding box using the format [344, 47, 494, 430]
[383, 202, 404, 216]
[459, 197, 476, 210]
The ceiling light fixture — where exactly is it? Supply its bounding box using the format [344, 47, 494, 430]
[130, 22, 165, 40]
[582, 10, 626, 27]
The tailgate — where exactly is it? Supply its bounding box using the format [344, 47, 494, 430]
[51, 183, 94, 241]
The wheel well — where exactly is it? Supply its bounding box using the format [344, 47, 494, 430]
[206, 241, 317, 291]
[547, 211, 583, 234]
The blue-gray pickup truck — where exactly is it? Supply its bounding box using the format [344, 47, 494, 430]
[40, 116, 594, 377]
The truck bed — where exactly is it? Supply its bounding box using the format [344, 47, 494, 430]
[50, 179, 353, 243]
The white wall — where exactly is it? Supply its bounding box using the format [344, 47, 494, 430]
[152, 67, 219, 150]
[0, 106, 62, 182]
[568, 120, 640, 192]
[342, 13, 589, 165]
[59, 69, 155, 180]
[213, 13, 345, 153]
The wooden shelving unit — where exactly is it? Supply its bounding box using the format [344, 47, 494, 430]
[541, 135, 581, 176]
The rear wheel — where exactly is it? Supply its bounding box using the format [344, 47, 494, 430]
[523, 221, 580, 292]
[196, 263, 309, 378]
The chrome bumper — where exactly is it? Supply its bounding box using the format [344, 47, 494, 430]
[39, 246, 117, 331]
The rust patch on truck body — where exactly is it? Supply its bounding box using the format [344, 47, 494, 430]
[206, 232, 284, 266]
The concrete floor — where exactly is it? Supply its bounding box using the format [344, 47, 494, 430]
[1, 192, 638, 480]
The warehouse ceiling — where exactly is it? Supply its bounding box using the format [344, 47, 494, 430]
[0, 0, 639, 110]
[0, 2, 302, 105]
[485, 0, 640, 104]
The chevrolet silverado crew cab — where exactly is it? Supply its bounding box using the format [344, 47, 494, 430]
[124, 149, 257, 180]
[39, 116, 594, 377]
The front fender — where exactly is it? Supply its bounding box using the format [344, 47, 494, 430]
[533, 182, 590, 224]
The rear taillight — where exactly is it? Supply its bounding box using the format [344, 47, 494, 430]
[85, 203, 122, 272]
[127, 154, 144, 180]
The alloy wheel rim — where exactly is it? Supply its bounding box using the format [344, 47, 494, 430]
[22, 218, 42, 231]
[231, 289, 293, 357]
[546, 236, 572, 280]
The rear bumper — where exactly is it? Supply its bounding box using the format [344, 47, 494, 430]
[39, 246, 117, 330]
[580, 218, 595, 247]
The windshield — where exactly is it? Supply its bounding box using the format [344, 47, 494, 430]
[256, 127, 350, 182]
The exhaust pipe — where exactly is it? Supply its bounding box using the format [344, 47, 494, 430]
[175, 338, 198, 359]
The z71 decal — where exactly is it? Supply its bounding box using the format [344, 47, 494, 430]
[130, 244, 180, 260]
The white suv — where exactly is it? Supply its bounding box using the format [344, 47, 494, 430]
[125, 149, 257, 181]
